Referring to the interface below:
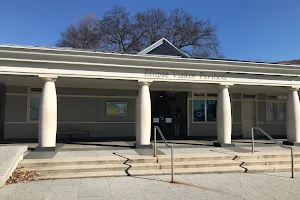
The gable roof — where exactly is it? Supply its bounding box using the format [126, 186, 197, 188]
[277, 59, 300, 65]
[137, 38, 189, 58]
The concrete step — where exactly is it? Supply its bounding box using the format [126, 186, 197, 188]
[161, 166, 245, 174]
[157, 154, 236, 162]
[20, 156, 158, 167]
[235, 152, 300, 160]
[22, 162, 161, 174]
[20, 154, 237, 168]
[20, 152, 300, 180]
[23, 159, 242, 174]
[37, 169, 165, 180]
[240, 158, 300, 166]
[36, 166, 245, 180]
[160, 160, 240, 169]
[242, 164, 300, 173]
[36, 164, 300, 180]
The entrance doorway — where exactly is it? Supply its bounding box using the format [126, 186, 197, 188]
[242, 101, 256, 138]
[151, 91, 188, 138]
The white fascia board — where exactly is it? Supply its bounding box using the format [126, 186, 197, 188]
[0, 44, 299, 71]
[137, 39, 164, 55]
[161, 38, 190, 58]
[137, 38, 189, 58]
[0, 45, 300, 78]
[1, 56, 300, 78]
[1, 53, 300, 78]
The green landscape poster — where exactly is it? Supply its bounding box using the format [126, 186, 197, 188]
[106, 102, 127, 116]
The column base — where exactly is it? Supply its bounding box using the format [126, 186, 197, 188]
[282, 141, 300, 146]
[35, 146, 56, 152]
[134, 143, 153, 149]
[213, 142, 235, 147]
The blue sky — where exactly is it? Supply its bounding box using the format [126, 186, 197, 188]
[0, 0, 299, 62]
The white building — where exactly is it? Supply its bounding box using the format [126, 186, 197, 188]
[0, 38, 299, 150]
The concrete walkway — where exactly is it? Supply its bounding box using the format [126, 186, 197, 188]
[7, 139, 298, 160]
[0, 172, 299, 200]
[0, 146, 27, 187]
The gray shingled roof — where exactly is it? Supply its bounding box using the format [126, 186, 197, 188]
[277, 60, 300, 65]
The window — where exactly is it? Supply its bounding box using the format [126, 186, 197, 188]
[29, 97, 40, 121]
[267, 102, 285, 122]
[232, 93, 241, 99]
[206, 100, 217, 121]
[193, 100, 205, 121]
[243, 94, 256, 99]
[194, 93, 217, 97]
[193, 93, 205, 97]
[30, 88, 42, 93]
[207, 94, 217, 97]
[267, 95, 277, 100]
[193, 100, 217, 122]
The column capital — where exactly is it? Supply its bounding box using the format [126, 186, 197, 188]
[217, 83, 234, 89]
[137, 79, 153, 86]
[219, 85, 230, 89]
[39, 75, 57, 82]
[287, 86, 299, 91]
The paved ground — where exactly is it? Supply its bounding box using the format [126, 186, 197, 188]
[0, 146, 27, 187]
[0, 140, 299, 199]
[0, 172, 299, 200]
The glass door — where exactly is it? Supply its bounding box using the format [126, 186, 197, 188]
[151, 91, 187, 138]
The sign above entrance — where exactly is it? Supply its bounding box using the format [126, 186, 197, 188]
[144, 69, 226, 81]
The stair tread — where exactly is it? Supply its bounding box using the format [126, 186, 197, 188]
[162, 166, 244, 173]
[160, 160, 239, 165]
[21, 156, 157, 164]
[238, 158, 298, 162]
[236, 153, 300, 159]
[33, 165, 300, 180]
[21, 152, 300, 164]
[21, 155, 234, 164]
[23, 159, 242, 171]
[37, 169, 166, 179]
[22, 162, 161, 171]
[36, 166, 245, 180]
[242, 164, 300, 168]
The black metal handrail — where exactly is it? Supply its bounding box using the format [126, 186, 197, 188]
[153, 126, 174, 183]
[251, 127, 294, 178]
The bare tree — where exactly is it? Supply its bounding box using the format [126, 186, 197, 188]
[166, 9, 222, 58]
[56, 14, 101, 49]
[100, 5, 145, 53]
[56, 6, 223, 58]
[134, 8, 222, 57]
[134, 8, 168, 47]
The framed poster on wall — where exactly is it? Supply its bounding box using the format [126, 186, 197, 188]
[106, 102, 127, 116]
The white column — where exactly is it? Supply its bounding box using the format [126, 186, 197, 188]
[284, 88, 300, 145]
[135, 81, 152, 148]
[214, 85, 234, 147]
[37, 77, 57, 150]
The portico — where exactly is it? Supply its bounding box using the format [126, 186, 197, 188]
[0, 39, 300, 150]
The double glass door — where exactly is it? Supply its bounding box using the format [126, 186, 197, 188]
[151, 91, 187, 138]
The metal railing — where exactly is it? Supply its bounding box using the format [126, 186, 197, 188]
[251, 127, 294, 178]
[153, 126, 174, 183]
